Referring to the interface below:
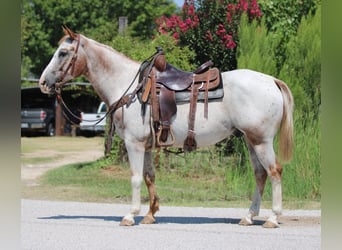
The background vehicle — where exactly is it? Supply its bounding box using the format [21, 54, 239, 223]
[21, 87, 56, 136]
[79, 102, 107, 136]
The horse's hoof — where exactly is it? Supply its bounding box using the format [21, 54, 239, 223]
[262, 220, 280, 228]
[140, 215, 156, 224]
[239, 217, 253, 226]
[120, 218, 135, 226]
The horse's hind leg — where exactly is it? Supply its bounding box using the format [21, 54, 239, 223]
[239, 141, 268, 226]
[240, 139, 282, 228]
[140, 148, 160, 224]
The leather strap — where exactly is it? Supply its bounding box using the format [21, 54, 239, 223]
[184, 77, 199, 152]
[193, 60, 213, 74]
[204, 71, 210, 119]
[150, 69, 159, 131]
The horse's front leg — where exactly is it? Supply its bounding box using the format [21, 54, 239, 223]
[120, 140, 145, 226]
[140, 149, 159, 224]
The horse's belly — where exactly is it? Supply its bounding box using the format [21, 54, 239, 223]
[171, 113, 233, 148]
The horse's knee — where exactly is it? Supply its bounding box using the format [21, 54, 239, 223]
[131, 174, 143, 188]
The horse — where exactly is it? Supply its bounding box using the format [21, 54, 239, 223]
[39, 27, 294, 228]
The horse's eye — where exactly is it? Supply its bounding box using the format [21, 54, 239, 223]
[58, 51, 68, 58]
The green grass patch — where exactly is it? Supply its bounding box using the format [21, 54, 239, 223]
[35, 136, 320, 209]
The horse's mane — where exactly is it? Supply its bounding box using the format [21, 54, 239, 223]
[59, 34, 136, 63]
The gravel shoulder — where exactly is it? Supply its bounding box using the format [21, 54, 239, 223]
[21, 136, 104, 185]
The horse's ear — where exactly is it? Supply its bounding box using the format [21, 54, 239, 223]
[62, 25, 77, 40]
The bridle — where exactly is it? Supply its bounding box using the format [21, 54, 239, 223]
[55, 41, 159, 126]
[56, 34, 81, 90]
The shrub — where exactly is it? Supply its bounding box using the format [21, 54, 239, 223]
[156, 0, 262, 71]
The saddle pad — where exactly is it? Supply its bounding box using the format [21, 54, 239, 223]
[175, 87, 224, 103]
[176, 70, 224, 102]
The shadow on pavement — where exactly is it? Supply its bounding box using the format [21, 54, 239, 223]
[38, 214, 265, 225]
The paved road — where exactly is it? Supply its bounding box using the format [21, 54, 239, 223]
[22, 199, 320, 250]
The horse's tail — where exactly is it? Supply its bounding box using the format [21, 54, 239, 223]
[274, 79, 294, 163]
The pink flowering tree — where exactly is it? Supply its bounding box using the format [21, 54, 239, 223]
[156, 0, 261, 71]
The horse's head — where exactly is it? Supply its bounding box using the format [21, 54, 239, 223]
[39, 26, 87, 94]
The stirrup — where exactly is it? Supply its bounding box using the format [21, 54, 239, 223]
[156, 127, 175, 147]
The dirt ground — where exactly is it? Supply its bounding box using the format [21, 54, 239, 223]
[21, 136, 104, 186]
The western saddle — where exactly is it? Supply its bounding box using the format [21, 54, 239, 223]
[133, 47, 223, 152]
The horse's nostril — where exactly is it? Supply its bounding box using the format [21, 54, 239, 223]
[39, 79, 46, 86]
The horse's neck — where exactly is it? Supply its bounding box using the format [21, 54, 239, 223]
[83, 37, 140, 105]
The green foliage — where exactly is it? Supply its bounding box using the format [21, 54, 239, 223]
[21, 0, 176, 78]
[283, 111, 320, 200]
[258, 0, 319, 72]
[237, 4, 321, 117]
[259, 0, 318, 38]
[111, 34, 196, 70]
[279, 4, 321, 119]
[237, 14, 279, 75]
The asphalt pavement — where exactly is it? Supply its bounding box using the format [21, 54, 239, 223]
[21, 199, 321, 250]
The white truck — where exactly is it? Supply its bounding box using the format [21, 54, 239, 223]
[79, 101, 107, 136]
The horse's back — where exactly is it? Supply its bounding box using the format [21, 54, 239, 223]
[222, 69, 279, 94]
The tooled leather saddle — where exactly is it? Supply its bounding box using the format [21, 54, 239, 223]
[135, 47, 224, 151]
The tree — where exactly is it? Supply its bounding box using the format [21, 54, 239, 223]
[110, 34, 196, 71]
[156, 0, 262, 71]
[258, 0, 319, 72]
[237, 2, 321, 119]
[278, 4, 321, 120]
[21, 0, 176, 79]
[237, 14, 279, 75]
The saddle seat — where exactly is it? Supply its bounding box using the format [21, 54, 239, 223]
[155, 61, 215, 91]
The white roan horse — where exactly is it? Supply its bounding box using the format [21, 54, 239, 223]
[39, 28, 294, 228]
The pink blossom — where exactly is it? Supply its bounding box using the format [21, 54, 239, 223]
[239, 0, 248, 11]
[185, 18, 192, 25]
[216, 24, 226, 36]
[179, 21, 188, 33]
[227, 3, 235, 12]
[192, 15, 199, 27]
[226, 40, 236, 49]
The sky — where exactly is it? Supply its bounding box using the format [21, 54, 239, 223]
[174, 0, 184, 7]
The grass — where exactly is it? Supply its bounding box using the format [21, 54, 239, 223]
[24, 155, 319, 209]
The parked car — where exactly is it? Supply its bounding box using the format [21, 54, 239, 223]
[79, 101, 107, 136]
[21, 108, 55, 136]
[21, 87, 56, 136]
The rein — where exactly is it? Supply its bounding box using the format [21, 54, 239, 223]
[55, 47, 160, 127]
